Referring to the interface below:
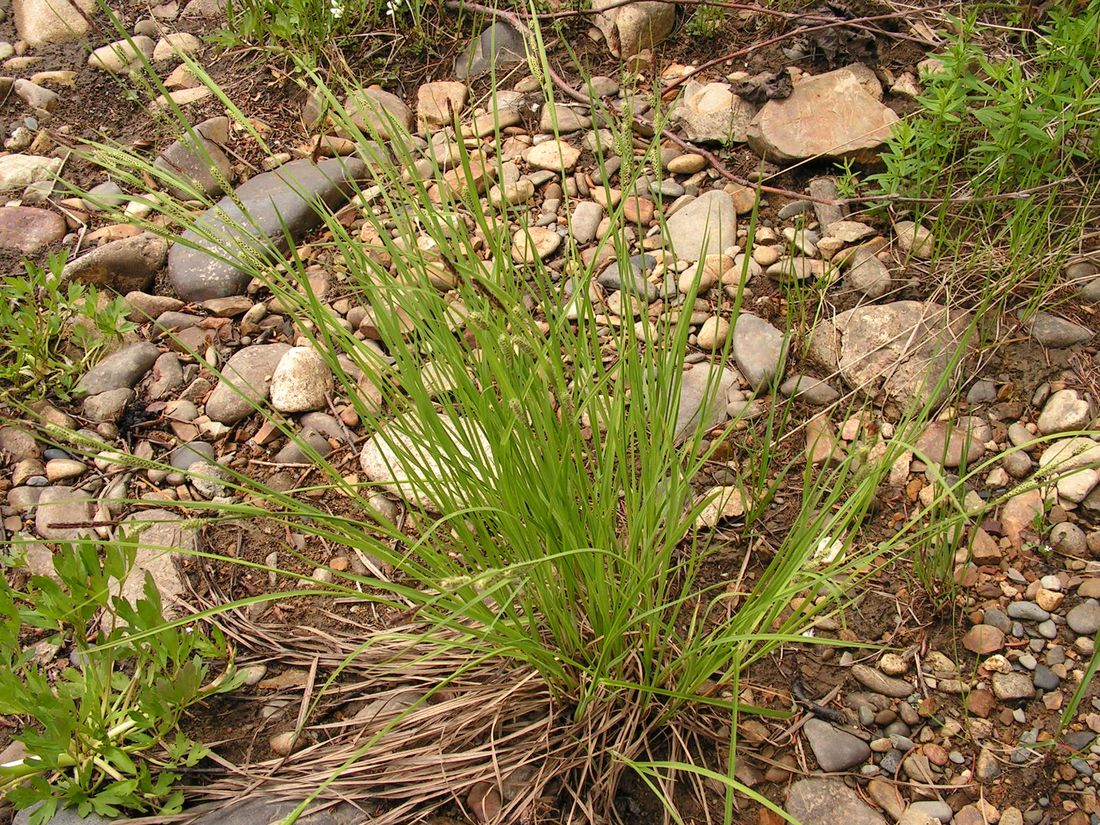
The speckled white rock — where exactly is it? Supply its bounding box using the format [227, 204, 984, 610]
[269, 347, 333, 413]
[1037, 389, 1092, 435]
[359, 412, 495, 511]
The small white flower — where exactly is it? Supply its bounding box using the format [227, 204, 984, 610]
[329, 0, 344, 19]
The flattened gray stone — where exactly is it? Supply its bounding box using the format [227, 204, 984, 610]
[1007, 600, 1050, 622]
[779, 374, 839, 405]
[62, 233, 168, 293]
[0, 425, 40, 461]
[665, 190, 736, 262]
[169, 441, 215, 471]
[732, 313, 785, 390]
[675, 364, 738, 440]
[154, 132, 233, 199]
[187, 798, 367, 825]
[570, 200, 604, 245]
[786, 778, 887, 825]
[803, 717, 871, 771]
[168, 157, 365, 301]
[75, 342, 160, 396]
[35, 485, 94, 540]
[809, 300, 973, 408]
[852, 663, 913, 698]
[342, 88, 413, 140]
[454, 21, 526, 79]
[83, 388, 133, 422]
[1033, 664, 1060, 690]
[1025, 310, 1092, 348]
[204, 343, 291, 424]
[598, 253, 658, 300]
[1068, 600, 1100, 636]
[148, 351, 185, 399]
[14, 806, 109, 825]
[274, 429, 332, 465]
[809, 176, 846, 226]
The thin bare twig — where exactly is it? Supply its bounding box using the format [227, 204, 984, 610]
[662, 6, 945, 94]
[446, 0, 832, 204]
[448, 1, 1085, 212]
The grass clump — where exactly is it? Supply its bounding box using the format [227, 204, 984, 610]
[78, 53, 971, 822]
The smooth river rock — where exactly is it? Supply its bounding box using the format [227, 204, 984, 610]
[13, 0, 97, 46]
[665, 190, 736, 262]
[75, 342, 160, 396]
[0, 206, 66, 253]
[167, 157, 365, 301]
[803, 717, 871, 772]
[204, 343, 291, 424]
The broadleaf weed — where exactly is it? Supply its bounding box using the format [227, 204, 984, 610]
[0, 540, 242, 820]
[0, 254, 135, 403]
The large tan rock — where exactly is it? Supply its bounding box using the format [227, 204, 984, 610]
[342, 88, 413, 140]
[14, 0, 97, 47]
[670, 81, 757, 144]
[592, 0, 675, 58]
[809, 300, 973, 409]
[359, 413, 495, 511]
[104, 509, 196, 633]
[747, 64, 899, 163]
[416, 82, 468, 132]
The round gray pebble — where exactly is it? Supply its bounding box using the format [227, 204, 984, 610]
[1008, 601, 1051, 622]
[1068, 600, 1100, 636]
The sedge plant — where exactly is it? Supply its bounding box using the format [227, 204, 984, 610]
[66, 35, 1046, 823]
